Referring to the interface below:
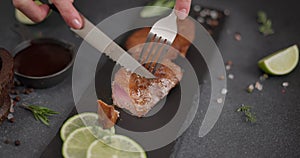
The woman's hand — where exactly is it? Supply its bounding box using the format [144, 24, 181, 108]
[175, 0, 192, 20]
[12, 0, 192, 29]
[13, 0, 82, 29]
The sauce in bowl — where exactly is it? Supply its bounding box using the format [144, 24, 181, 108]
[14, 42, 73, 77]
[13, 38, 74, 88]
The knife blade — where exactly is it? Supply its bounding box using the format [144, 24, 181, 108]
[46, 3, 155, 78]
[71, 17, 155, 79]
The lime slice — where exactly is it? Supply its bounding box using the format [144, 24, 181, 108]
[87, 135, 147, 158]
[60, 112, 115, 141]
[15, 0, 52, 25]
[258, 44, 299, 75]
[62, 126, 113, 158]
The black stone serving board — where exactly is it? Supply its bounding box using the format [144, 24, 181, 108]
[0, 0, 300, 158]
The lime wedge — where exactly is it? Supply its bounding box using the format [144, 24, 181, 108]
[60, 112, 115, 141]
[258, 45, 299, 75]
[15, 9, 36, 25]
[15, 0, 52, 25]
[62, 126, 113, 158]
[87, 135, 147, 158]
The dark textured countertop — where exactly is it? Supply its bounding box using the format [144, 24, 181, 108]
[0, 0, 300, 158]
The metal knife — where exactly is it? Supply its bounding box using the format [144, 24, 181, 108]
[71, 17, 155, 78]
[47, 4, 155, 79]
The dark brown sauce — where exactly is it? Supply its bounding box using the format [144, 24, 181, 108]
[14, 43, 72, 77]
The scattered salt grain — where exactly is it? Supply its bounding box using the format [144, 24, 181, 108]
[9, 105, 14, 113]
[9, 100, 14, 113]
[247, 84, 254, 93]
[234, 32, 242, 41]
[228, 74, 234, 79]
[221, 88, 228, 95]
[255, 82, 263, 91]
[225, 65, 231, 70]
[282, 82, 289, 88]
[210, 10, 218, 19]
[193, 5, 201, 12]
[7, 113, 14, 120]
[217, 98, 223, 104]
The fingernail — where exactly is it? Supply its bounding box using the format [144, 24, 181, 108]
[176, 9, 188, 20]
[72, 18, 82, 29]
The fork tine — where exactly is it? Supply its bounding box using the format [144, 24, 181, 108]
[143, 36, 162, 69]
[138, 33, 155, 63]
[147, 38, 166, 72]
[138, 9, 177, 75]
[152, 41, 171, 74]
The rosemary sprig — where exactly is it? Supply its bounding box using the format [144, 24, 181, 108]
[257, 11, 274, 36]
[21, 104, 59, 126]
[237, 105, 257, 123]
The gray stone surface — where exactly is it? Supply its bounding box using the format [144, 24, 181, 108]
[0, 77, 73, 158]
[0, 0, 300, 158]
[174, 0, 300, 157]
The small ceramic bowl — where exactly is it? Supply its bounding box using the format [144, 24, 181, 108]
[13, 38, 75, 89]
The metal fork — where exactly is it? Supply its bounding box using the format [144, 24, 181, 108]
[138, 9, 178, 73]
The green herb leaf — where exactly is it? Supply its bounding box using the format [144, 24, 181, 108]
[33, 113, 39, 121]
[237, 105, 251, 112]
[257, 11, 274, 36]
[245, 111, 257, 123]
[37, 114, 49, 126]
[257, 11, 267, 23]
[265, 20, 272, 27]
[21, 104, 59, 126]
[237, 105, 256, 123]
[140, 0, 175, 18]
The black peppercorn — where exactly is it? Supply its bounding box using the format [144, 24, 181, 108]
[14, 140, 21, 146]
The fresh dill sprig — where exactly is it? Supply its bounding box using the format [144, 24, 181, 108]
[21, 104, 59, 126]
[237, 105, 257, 123]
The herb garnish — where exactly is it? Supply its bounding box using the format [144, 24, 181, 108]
[257, 11, 274, 36]
[237, 105, 257, 123]
[140, 0, 175, 18]
[21, 104, 59, 126]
